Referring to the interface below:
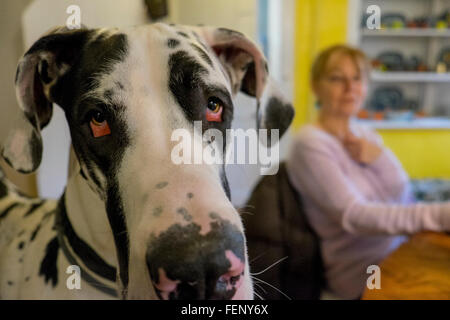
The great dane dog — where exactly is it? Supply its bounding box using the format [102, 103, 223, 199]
[0, 23, 293, 299]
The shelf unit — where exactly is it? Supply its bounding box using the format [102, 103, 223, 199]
[354, 0, 450, 129]
[361, 28, 450, 37]
[371, 71, 450, 83]
[357, 117, 450, 129]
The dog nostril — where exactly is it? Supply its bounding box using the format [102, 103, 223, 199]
[211, 250, 245, 299]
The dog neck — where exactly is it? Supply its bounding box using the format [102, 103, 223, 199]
[64, 147, 118, 269]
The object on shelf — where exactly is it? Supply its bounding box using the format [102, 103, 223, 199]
[372, 51, 428, 72]
[437, 10, 450, 28]
[375, 51, 404, 71]
[437, 46, 450, 70]
[415, 110, 426, 118]
[385, 110, 415, 121]
[436, 62, 447, 73]
[373, 111, 385, 120]
[365, 86, 421, 121]
[407, 16, 431, 28]
[370, 86, 404, 111]
[381, 13, 407, 29]
[357, 109, 370, 119]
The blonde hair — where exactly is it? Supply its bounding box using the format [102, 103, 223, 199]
[311, 44, 371, 84]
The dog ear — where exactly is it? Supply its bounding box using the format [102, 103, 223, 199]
[1, 27, 90, 173]
[195, 27, 294, 145]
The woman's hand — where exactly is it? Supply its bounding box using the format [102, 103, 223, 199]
[343, 133, 382, 165]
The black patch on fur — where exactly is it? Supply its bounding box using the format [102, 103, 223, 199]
[191, 43, 213, 67]
[79, 168, 88, 181]
[18, 241, 25, 250]
[38, 59, 52, 84]
[0, 203, 22, 219]
[176, 207, 192, 221]
[104, 89, 113, 102]
[115, 81, 124, 90]
[156, 181, 168, 189]
[0, 179, 7, 198]
[23, 200, 46, 217]
[56, 195, 117, 282]
[83, 162, 104, 193]
[167, 38, 180, 48]
[146, 216, 245, 300]
[25, 276, 30, 282]
[220, 167, 231, 201]
[177, 31, 189, 38]
[15, 65, 20, 84]
[187, 192, 194, 199]
[30, 210, 54, 242]
[30, 223, 42, 241]
[39, 236, 60, 287]
[106, 182, 129, 290]
[7, 281, 13, 286]
[168, 50, 208, 122]
[217, 28, 244, 37]
[192, 33, 209, 51]
[264, 97, 294, 139]
[153, 206, 163, 217]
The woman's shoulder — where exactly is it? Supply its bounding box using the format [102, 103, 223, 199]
[292, 123, 337, 148]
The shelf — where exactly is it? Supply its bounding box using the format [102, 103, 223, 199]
[371, 71, 450, 83]
[357, 118, 450, 130]
[361, 28, 450, 37]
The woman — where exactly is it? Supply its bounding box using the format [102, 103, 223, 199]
[286, 45, 450, 299]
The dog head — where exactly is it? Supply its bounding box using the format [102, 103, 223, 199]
[2, 23, 294, 299]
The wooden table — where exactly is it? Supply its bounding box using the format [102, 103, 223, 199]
[363, 232, 450, 300]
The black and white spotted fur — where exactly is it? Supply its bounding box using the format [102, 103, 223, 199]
[0, 23, 294, 299]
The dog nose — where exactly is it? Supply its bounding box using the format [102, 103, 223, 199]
[146, 221, 246, 300]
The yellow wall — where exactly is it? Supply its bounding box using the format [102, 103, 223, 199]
[293, 0, 450, 178]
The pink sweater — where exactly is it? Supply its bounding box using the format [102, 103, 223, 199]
[286, 123, 450, 299]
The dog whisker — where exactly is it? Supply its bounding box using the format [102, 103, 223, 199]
[251, 276, 291, 300]
[253, 281, 267, 294]
[249, 251, 268, 263]
[250, 256, 288, 276]
[253, 289, 264, 300]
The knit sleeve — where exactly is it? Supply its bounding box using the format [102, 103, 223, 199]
[286, 137, 450, 236]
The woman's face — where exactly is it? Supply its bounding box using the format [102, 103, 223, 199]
[313, 52, 368, 119]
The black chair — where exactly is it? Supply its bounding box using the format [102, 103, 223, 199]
[242, 162, 324, 300]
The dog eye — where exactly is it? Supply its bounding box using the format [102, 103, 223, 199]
[206, 97, 223, 122]
[89, 111, 111, 138]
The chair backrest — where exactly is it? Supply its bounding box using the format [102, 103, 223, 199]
[242, 162, 324, 300]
